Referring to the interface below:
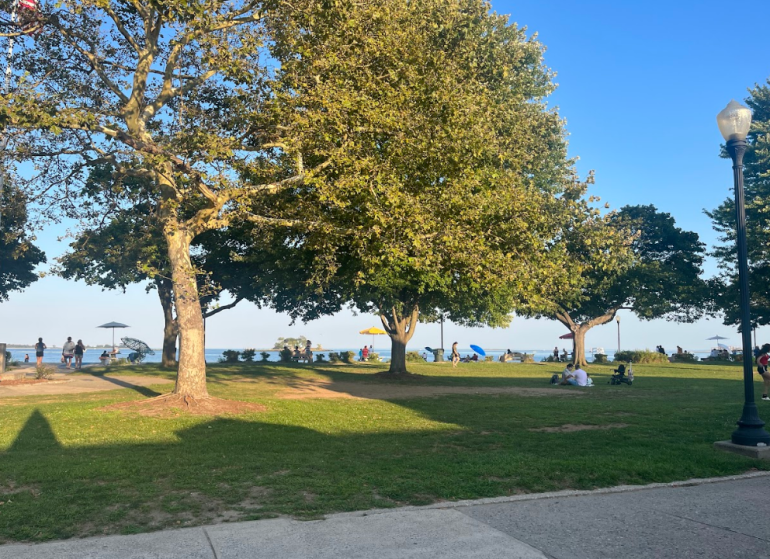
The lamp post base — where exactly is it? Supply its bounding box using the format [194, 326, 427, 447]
[731, 402, 770, 446]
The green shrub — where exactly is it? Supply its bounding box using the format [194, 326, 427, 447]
[315, 353, 327, 363]
[368, 352, 380, 362]
[405, 351, 424, 362]
[35, 365, 55, 379]
[522, 353, 534, 363]
[279, 348, 294, 362]
[260, 352, 271, 362]
[613, 349, 668, 364]
[484, 355, 494, 362]
[593, 353, 608, 364]
[241, 348, 256, 362]
[541, 355, 559, 362]
[340, 351, 355, 363]
[328, 352, 340, 363]
[219, 350, 241, 363]
[672, 352, 698, 363]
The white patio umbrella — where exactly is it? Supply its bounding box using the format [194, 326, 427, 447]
[707, 335, 728, 344]
[97, 322, 130, 351]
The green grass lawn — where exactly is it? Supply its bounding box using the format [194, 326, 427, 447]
[0, 360, 768, 543]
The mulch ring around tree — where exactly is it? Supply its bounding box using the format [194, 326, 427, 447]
[101, 393, 266, 418]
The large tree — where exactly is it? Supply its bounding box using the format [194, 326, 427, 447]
[520, 205, 709, 365]
[0, 182, 45, 299]
[56, 165, 246, 367]
[0, 0, 323, 403]
[708, 80, 770, 330]
[250, 0, 600, 374]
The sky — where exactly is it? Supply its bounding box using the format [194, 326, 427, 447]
[2, 0, 770, 351]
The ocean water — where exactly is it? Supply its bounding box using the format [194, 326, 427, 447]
[6, 347, 714, 365]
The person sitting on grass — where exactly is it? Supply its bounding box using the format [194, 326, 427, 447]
[756, 343, 770, 401]
[563, 365, 589, 386]
[560, 363, 574, 384]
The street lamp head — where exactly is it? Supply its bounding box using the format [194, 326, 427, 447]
[717, 100, 752, 142]
[615, 315, 620, 323]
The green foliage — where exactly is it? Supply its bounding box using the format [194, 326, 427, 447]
[258, 0, 605, 374]
[241, 349, 256, 362]
[613, 350, 669, 364]
[35, 365, 55, 380]
[0, 183, 45, 300]
[315, 353, 327, 363]
[484, 355, 494, 362]
[405, 351, 425, 363]
[672, 353, 698, 363]
[279, 349, 294, 363]
[522, 354, 535, 363]
[520, 205, 709, 363]
[328, 352, 341, 363]
[340, 351, 355, 364]
[260, 352, 271, 362]
[219, 350, 241, 364]
[708, 78, 770, 329]
[367, 352, 380, 363]
[593, 354, 608, 364]
[273, 337, 308, 350]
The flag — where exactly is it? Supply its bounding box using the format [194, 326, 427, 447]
[18, 0, 41, 35]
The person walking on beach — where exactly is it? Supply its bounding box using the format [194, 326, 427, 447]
[34, 338, 46, 366]
[62, 336, 76, 369]
[74, 339, 86, 370]
[451, 341, 460, 368]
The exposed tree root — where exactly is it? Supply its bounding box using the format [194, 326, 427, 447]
[102, 393, 266, 417]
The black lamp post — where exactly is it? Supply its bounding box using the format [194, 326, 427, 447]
[615, 315, 620, 353]
[717, 100, 770, 446]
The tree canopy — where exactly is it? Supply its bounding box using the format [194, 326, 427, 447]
[520, 205, 709, 365]
[0, 182, 45, 300]
[708, 79, 770, 330]
[249, 0, 602, 373]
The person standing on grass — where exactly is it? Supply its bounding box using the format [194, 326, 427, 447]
[74, 339, 86, 370]
[451, 341, 460, 367]
[756, 343, 770, 401]
[34, 338, 46, 366]
[62, 337, 76, 369]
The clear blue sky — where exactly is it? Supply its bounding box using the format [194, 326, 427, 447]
[2, 0, 769, 351]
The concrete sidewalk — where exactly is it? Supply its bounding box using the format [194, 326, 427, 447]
[2, 473, 769, 559]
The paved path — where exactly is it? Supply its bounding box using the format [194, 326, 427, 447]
[2, 473, 768, 558]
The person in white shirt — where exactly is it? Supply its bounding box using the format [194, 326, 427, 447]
[569, 367, 588, 387]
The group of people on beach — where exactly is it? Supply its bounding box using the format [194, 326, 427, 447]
[358, 345, 373, 361]
[32, 337, 88, 369]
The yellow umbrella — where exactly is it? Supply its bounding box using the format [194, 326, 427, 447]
[359, 327, 388, 347]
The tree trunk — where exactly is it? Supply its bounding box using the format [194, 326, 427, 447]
[156, 278, 179, 368]
[389, 335, 408, 374]
[164, 223, 208, 398]
[572, 327, 588, 367]
[381, 304, 420, 375]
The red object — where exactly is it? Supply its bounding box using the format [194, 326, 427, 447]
[19, 0, 36, 10]
[558, 333, 575, 340]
